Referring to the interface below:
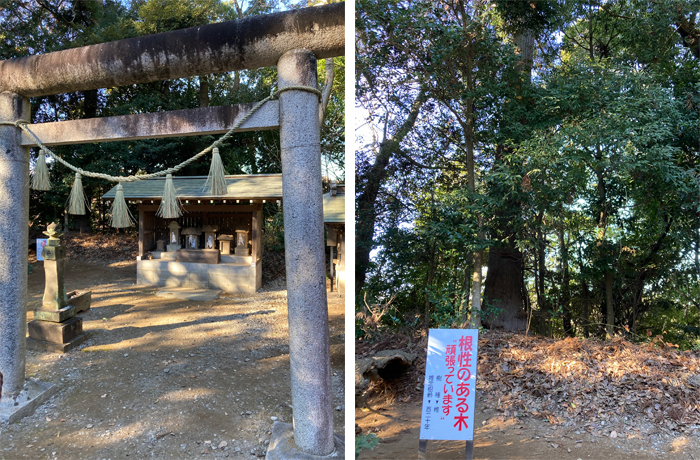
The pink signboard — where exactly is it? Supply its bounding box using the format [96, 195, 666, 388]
[419, 328, 479, 441]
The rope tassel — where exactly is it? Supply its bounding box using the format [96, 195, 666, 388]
[31, 149, 51, 191]
[67, 172, 88, 215]
[109, 183, 134, 228]
[206, 147, 228, 195]
[157, 174, 184, 219]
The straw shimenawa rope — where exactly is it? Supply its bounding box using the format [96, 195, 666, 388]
[1, 85, 321, 227]
[4, 86, 321, 183]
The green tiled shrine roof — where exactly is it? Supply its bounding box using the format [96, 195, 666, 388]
[102, 174, 283, 200]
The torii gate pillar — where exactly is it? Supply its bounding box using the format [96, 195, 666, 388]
[267, 49, 339, 458]
[0, 92, 58, 423]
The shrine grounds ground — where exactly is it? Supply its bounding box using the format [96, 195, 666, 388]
[0, 257, 345, 460]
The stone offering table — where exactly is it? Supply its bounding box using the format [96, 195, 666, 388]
[26, 224, 92, 353]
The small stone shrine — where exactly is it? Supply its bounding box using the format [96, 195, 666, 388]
[235, 227, 250, 256]
[167, 221, 181, 251]
[202, 225, 218, 249]
[218, 234, 234, 254]
[182, 227, 201, 249]
[27, 223, 92, 353]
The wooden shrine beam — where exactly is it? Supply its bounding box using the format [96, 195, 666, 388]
[134, 204, 264, 213]
[0, 3, 344, 97]
[21, 101, 278, 147]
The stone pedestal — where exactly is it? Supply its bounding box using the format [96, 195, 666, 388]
[156, 239, 165, 251]
[27, 316, 90, 353]
[0, 380, 58, 424]
[218, 234, 234, 255]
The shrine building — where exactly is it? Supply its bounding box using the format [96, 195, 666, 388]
[103, 174, 281, 293]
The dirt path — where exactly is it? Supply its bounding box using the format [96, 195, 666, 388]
[1, 260, 344, 460]
[356, 400, 699, 460]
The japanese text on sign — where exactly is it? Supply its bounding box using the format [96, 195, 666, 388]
[420, 329, 479, 441]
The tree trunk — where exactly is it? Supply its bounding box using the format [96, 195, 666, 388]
[470, 230, 483, 328]
[319, 58, 335, 124]
[356, 90, 427, 295]
[482, 26, 534, 331]
[459, 256, 473, 318]
[483, 247, 527, 331]
[605, 271, 614, 340]
[424, 246, 437, 329]
[558, 222, 574, 336]
[199, 75, 210, 107]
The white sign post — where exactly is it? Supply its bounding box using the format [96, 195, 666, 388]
[419, 328, 479, 459]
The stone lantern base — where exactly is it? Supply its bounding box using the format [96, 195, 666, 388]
[27, 291, 92, 353]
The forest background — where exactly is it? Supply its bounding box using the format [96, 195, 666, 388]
[1, 0, 345, 239]
[356, 0, 700, 348]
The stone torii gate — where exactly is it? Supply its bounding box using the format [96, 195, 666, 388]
[0, 4, 344, 458]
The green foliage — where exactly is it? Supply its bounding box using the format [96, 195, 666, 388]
[262, 209, 285, 253]
[357, 0, 700, 342]
[355, 433, 379, 459]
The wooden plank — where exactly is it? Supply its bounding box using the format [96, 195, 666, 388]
[176, 249, 220, 264]
[251, 203, 263, 263]
[21, 102, 279, 147]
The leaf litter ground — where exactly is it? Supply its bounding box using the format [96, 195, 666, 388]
[356, 330, 700, 459]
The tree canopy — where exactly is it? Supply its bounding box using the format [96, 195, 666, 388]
[356, 0, 700, 347]
[0, 0, 344, 231]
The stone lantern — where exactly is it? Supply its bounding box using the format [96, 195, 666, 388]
[235, 227, 250, 256]
[202, 225, 219, 250]
[182, 227, 202, 249]
[41, 223, 68, 310]
[218, 234, 234, 255]
[27, 223, 92, 353]
[167, 221, 181, 251]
